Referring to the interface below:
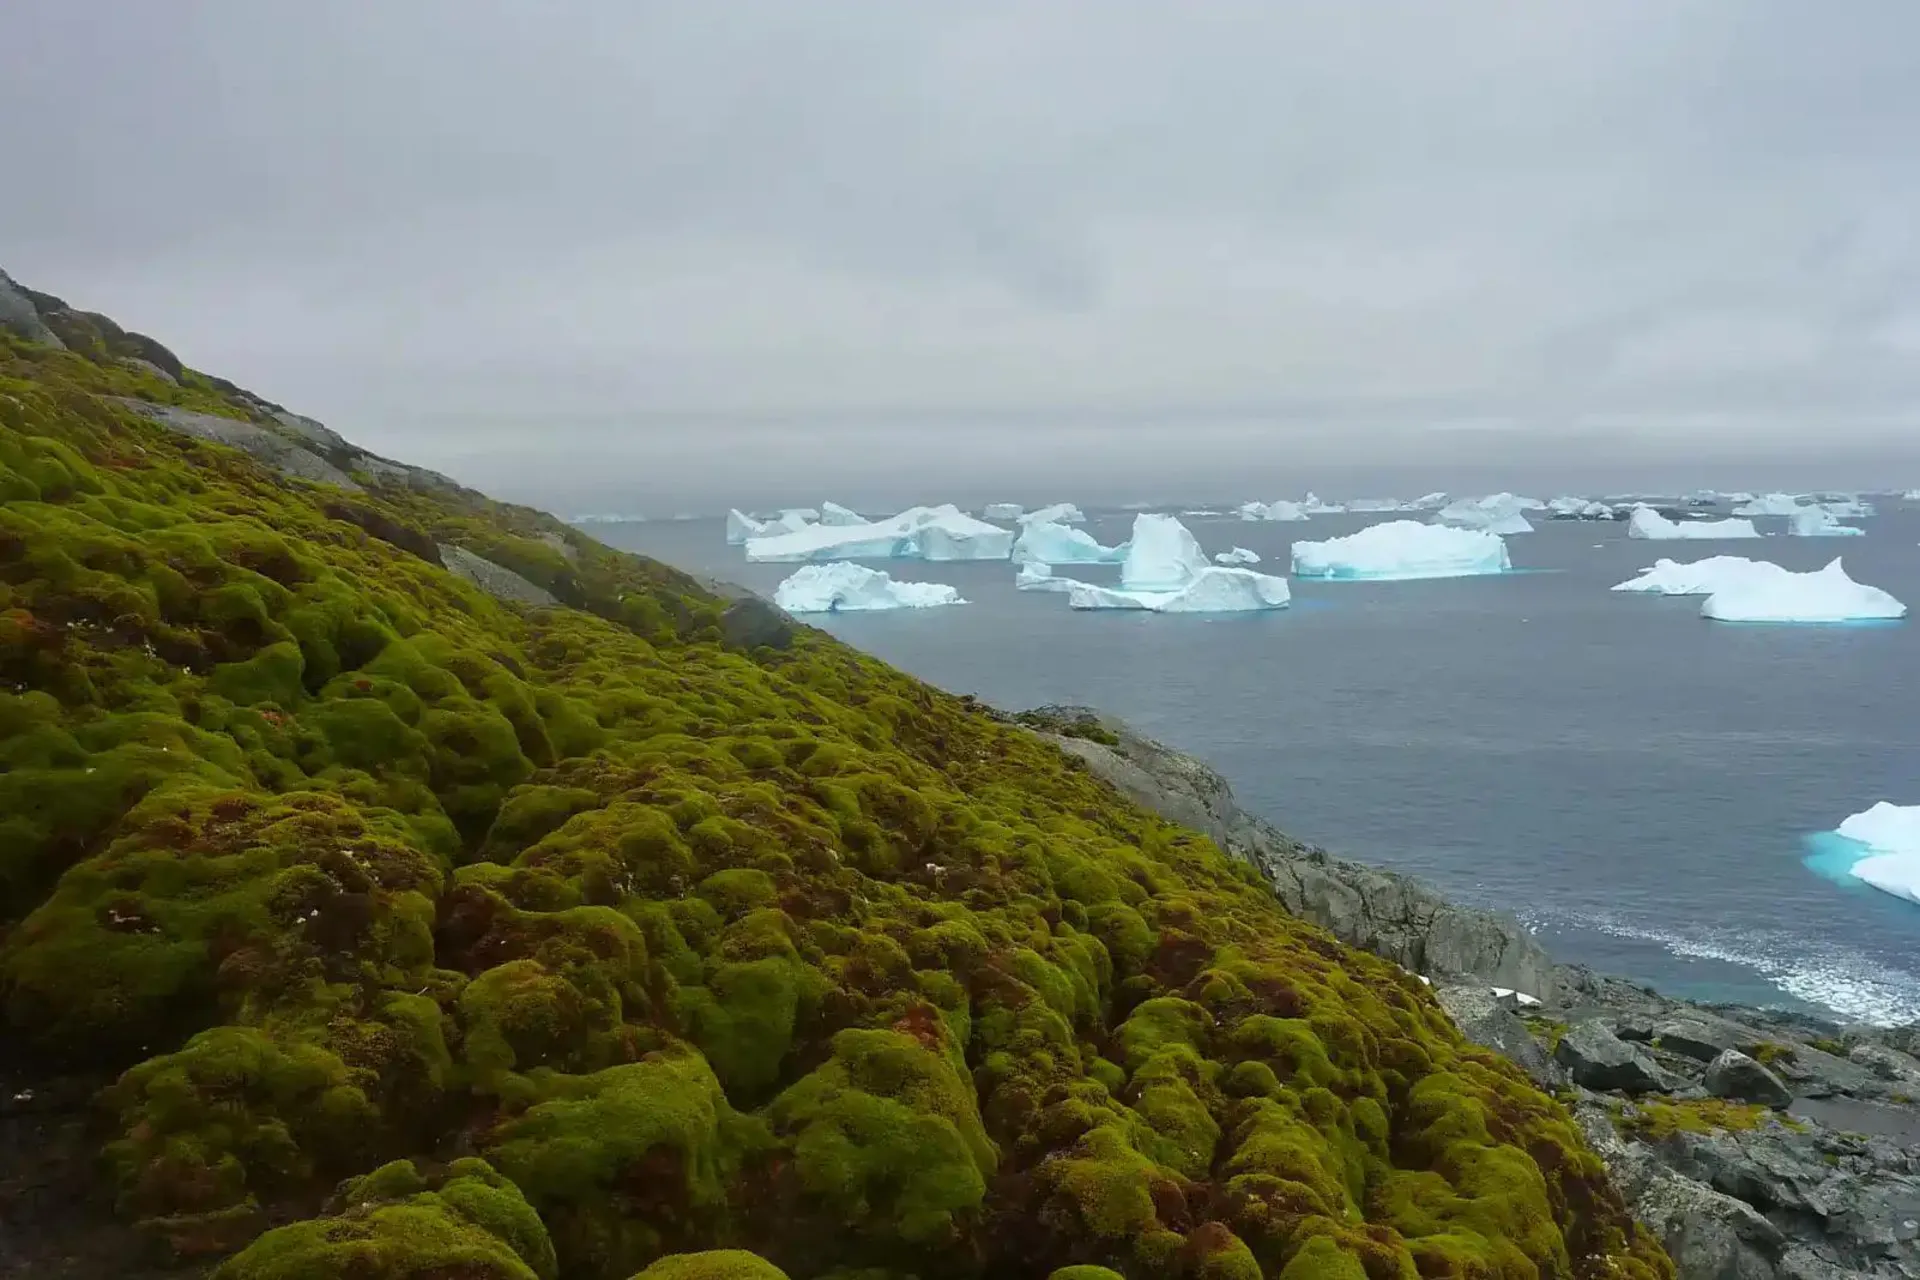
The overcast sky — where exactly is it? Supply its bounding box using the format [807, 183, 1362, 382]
[8, 1, 1920, 508]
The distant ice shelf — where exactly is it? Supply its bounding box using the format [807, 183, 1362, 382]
[1291, 520, 1512, 580]
[772, 562, 965, 612]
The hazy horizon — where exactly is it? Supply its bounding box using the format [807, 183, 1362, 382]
[9, 2, 1920, 504]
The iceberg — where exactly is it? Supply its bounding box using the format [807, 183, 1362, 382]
[1433, 493, 1537, 534]
[1214, 546, 1261, 566]
[818, 501, 866, 526]
[982, 502, 1024, 521]
[1701, 557, 1906, 623]
[1833, 802, 1920, 907]
[1018, 502, 1086, 525]
[1818, 498, 1875, 519]
[1292, 520, 1511, 580]
[1730, 492, 1806, 517]
[1547, 496, 1618, 520]
[1238, 500, 1310, 522]
[1409, 492, 1450, 510]
[1347, 498, 1407, 513]
[772, 563, 964, 612]
[1067, 566, 1291, 613]
[1790, 508, 1865, 538]
[1012, 520, 1126, 564]
[1610, 556, 1789, 596]
[1626, 507, 1761, 540]
[746, 504, 1013, 562]
[1904, 489, 1920, 501]
[726, 507, 814, 545]
[1118, 514, 1210, 591]
[1301, 492, 1347, 514]
[1015, 561, 1075, 593]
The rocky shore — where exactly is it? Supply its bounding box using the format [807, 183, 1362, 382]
[1016, 706, 1920, 1280]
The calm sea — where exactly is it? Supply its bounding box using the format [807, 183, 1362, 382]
[596, 504, 1920, 1024]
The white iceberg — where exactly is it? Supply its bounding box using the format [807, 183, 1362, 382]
[1214, 546, 1261, 566]
[1291, 520, 1511, 580]
[1434, 494, 1536, 535]
[726, 507, 814, 545]
[772, 563, 965, 612]
[818, 501, 866, 526]
[1547, 496, 1617, 520]
[1409, 492, 1450, 510]
[1819, 498, 1875, 519]
[1790, 508, 1865, 538]
[746, 504, 1013, 562]
[1119, 514, 1210, 590]
[1015, 562, 1075, 593]
[1018, 502, 1086, 525]
[1904, 489, 1920, 501]
[1301, 492, 1347, 514]
[982, 502, 1024, 521]
[1067, 566, 1291, 613]
[1627, 507, 1761, 540]
[1833, 802, 1920, 907]
[1239, 500, 1310, 522]
[1012, 521, 1126, 564]
[1731, 492, 1806, 517]
[1701, 557, 1906, 623]
[1610, 556, 1789, 596]
[1347, 498, 1407, 513]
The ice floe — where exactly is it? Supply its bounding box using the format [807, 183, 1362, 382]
[1291, 520, 1512, 580]
[1627, 507, 1761, 540]
[772, 563, 965, 612]
[1213, 547, 1261, 566]
[1701, 558, 1906, 623]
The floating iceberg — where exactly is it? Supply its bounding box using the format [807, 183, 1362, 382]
[1819, 498, 1875, 519]
[1119, 514, 1210, 590]
[1701, 558, 1906, 623]
[1347, 498, 1407, 513]
[726, 507, 813, 545]
[1434, 494, 1536, 535]
[1292, 520, 1511, 580]
[1831, 803, 1920, 907]
[746, 504, 1012, 562]
[1627, 507, 1761, 540]
[1012, 520, 1126, 564]
[772, 563, 964, 612]
[1067, 566, 1291, 613]
[982, 502, 1024, 521]
[818, 501, 866, 526]
[1790, 508, 1865, 538]
[1731, 492, 1805, 517]
[1214, 546, 1261, 566]
[1239, 500, 1309, 522]
[1904, 489, 1920, 501]
[1019, 502, 1086, 525]
[1409, 492, 1450, 510]
[1610, 556, 1789, 596]
[1015, 562, 1075, 592]
[1301, 492, 1347, 514]
[1547, 496, 1618, 520]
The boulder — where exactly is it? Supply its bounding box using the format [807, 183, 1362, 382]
[1846, 1042, 1920, 1085]
[437, 545, 558, 607]
[1434, 985, 1563, 1088]
[1555, 1019, 1672, 1094]
[1650, 1017, 1744, 1063]
[0, 268, 62, 348]
[1703, 1050, 1793, 1109]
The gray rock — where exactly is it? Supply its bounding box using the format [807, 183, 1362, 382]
[1555, 1019, 1673, 1093]
[1653, 1017, 1747, 1063]
[1704, 1051, 1794, 1109]
[437, 545, 557, 607]
[114, 356, 177, 385]
[1847, 1042, 1920, 1085]
[1434, 984, 1563, 1087]
[1022, 706, 1556, 998]
[112, 398, 362, 490]
[0, 268, 62, 348]
[719, 595, 798, 652]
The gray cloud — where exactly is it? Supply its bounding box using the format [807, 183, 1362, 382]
[7, 1, 1920, 505]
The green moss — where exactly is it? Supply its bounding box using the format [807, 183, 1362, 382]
[1748, 1040, 1796, 1067]
[633, 1251, 791, 1280]
[1617, 1098, 1772, 1141]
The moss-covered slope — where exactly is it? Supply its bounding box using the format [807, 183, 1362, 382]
[0, 285, 1671, 1280]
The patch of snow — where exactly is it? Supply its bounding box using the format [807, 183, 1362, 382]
[1490, 987, 1543, 1007]
[1119, 514, 1210, 591]
[1790, 508, 1865, 538]
[772, 563, 965, 612]
[1627, 507, 1761, 540]
[1067, 566, 1291, 613]
[1611, 556, 1788, 596]
[1292, 520, 1512, 580]
[1701, 557, 1906, 623]
[1213, 546, 1261, 566]
[1012, 521, 1126, 564]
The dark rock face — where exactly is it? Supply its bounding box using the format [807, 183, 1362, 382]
[0, 268, 63, 348]
[1703, 1051, 1793, 1109]
[1556, 1020, 1673, 1093]
[719, 596, 798, 652]
[1433, 984, 1563, 1087]
[1021, 706, 1557, 998]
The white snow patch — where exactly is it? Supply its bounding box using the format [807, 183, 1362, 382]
[1291, 520, 1511, 580]
[772, 563, 964, 612]
[1701, 557, 1906, 623]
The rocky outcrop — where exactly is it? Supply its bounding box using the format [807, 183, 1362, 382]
[1020, 705, 1557, 999]
[437, 544, 558, 606]
[1704, 1051, 1793, 1109]
[0, 269, 65, 348]
[1557, 1019, 1673, 1093]
[113, 398, 364, 490]
[1434, 984, 1562, 1087]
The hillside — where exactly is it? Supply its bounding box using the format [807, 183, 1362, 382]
[0, 272, 1670, 1280]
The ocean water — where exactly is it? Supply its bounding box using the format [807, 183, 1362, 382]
[596, 506, 1920, 1025]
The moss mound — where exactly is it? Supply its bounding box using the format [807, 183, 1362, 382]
[0, 297, 1671, 1279]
